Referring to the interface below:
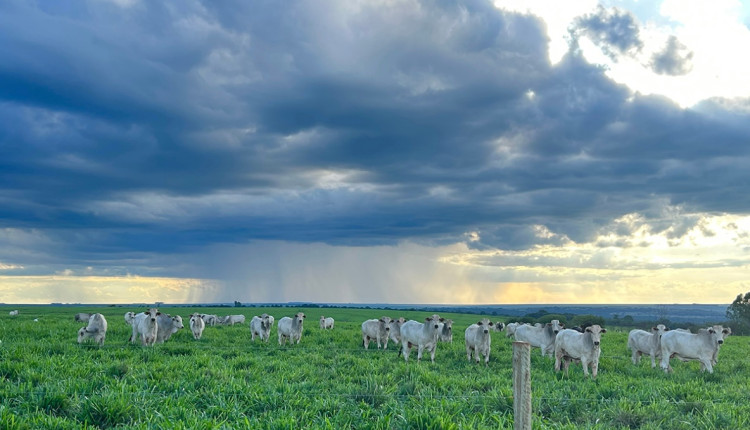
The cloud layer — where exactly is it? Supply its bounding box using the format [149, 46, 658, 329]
[1, 0, 749, 303]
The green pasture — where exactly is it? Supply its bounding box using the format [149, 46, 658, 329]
[0, 306, 747, 429]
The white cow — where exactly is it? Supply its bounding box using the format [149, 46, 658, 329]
[201, 314, 219, 326]
[131, 308, 160, 346]
[388, 317, 407, 346]
[223, 315, 246, 326]
[555, 325, 607, 379]
[465, 318, 495, 365]
[400, 314, 444, 363]
[505, 322, 520, 338]
[155, 314, 183, 343]
[74, 312, 91, 323]
[124, 312, 135, 326]
[437, 319, 454, 343]
[660, 325, 731, 374]
[278, 312, 306, 345]
[514, 320, 564, 357]
[628, 324, 669, 368]
[189, 313, 205, 340]
[361, 317, 393, 349]
[77, 313, 108, 346]
[319, 316, 335, 330]
[250, 314, 273, 342]
[8, 310, 18, 316]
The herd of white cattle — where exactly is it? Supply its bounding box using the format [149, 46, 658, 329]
[65, 310, 734, 377]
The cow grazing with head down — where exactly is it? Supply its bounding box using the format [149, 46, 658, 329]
[628, 324, 669, 368]
[555, 325, 607, 379]
[278, 312, 306, 345]
[465, 318, 495, 365]
[77, 313, 108, 346]
[74, 313, 91, 323]
[361, 317, 393, 350]
[514, 320, 564, 357]
[400, 314, 444, 363]
[660, 325, 731, 374]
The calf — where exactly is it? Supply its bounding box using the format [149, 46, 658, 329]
[400, 314, 444, 363]
[250, 314, 273, 342]
[437, 319, 454, 343]
[361, 317, 393, 349]
[278, 312, 306, 345]
[131, 308, 160, 346]
[319, 316, 335, 330]
[514, 320, 564, 357]
[189, 313, 205, 340]
[77, 313, 108, 346]
[554, 325, 607, 378]
[74, 312, 91, 323]
[465, 318, 495, 365]
[660, 325, 731, 374]
[628, 324, 669, 368]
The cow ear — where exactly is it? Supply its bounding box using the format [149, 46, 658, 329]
[601, 328, 607, 333]
[489, 322, 494, 326]
[424, 317, 430, 322]
[665, 327, 670, 331]
[585, 327, 592, 332]
[156, 312, 161, 316]
[651, 326, 658, 331]
[708, 329, 715, 334]
[477, 321, 483, 326]
[722, 329, 730, 334]
[439, 318, 445, 322]
[546, 323, 552, 326]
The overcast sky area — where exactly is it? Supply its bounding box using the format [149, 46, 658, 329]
[2, 0, 750, 304]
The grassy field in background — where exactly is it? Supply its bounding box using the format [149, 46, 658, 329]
[0, 305, 747, 429]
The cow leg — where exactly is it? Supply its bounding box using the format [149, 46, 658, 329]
[631, 350, 639, 365]
[649, 352, 657, 368]
[429, 345, 436, 363]
[402, 342, 411, 362]
[417, 345, 424, 362]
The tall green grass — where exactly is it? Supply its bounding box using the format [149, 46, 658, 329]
[0, 306, 747, 429]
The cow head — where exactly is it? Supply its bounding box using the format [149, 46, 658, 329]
[295, 312, 306, 324]
[145, 308, 159, 322]
[172, 315, 184, 329]
[651, 324, 669, 339]
[425, 314, 442, 329]
[380, 316, 393, 332]
[584, 325, 607, 347]
[477, 318, 493, 334]
[708, 325, 731, 345]
[548, 319, 564, 335]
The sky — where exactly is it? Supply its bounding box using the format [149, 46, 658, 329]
[1, 0, 750, 305]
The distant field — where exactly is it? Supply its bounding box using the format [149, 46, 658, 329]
[1, 306, 747, 429]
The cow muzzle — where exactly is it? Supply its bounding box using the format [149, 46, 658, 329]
[593, 341, 600, 346]
[718, 340, 724, 344]
[483, 329, 489, 334]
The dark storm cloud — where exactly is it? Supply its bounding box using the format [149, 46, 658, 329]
[650, 35, 694, 76]
[1, 0, 750, 275]
[571, 5, 644, 61]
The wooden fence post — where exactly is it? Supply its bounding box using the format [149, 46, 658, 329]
[513, 341, 532, 430]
